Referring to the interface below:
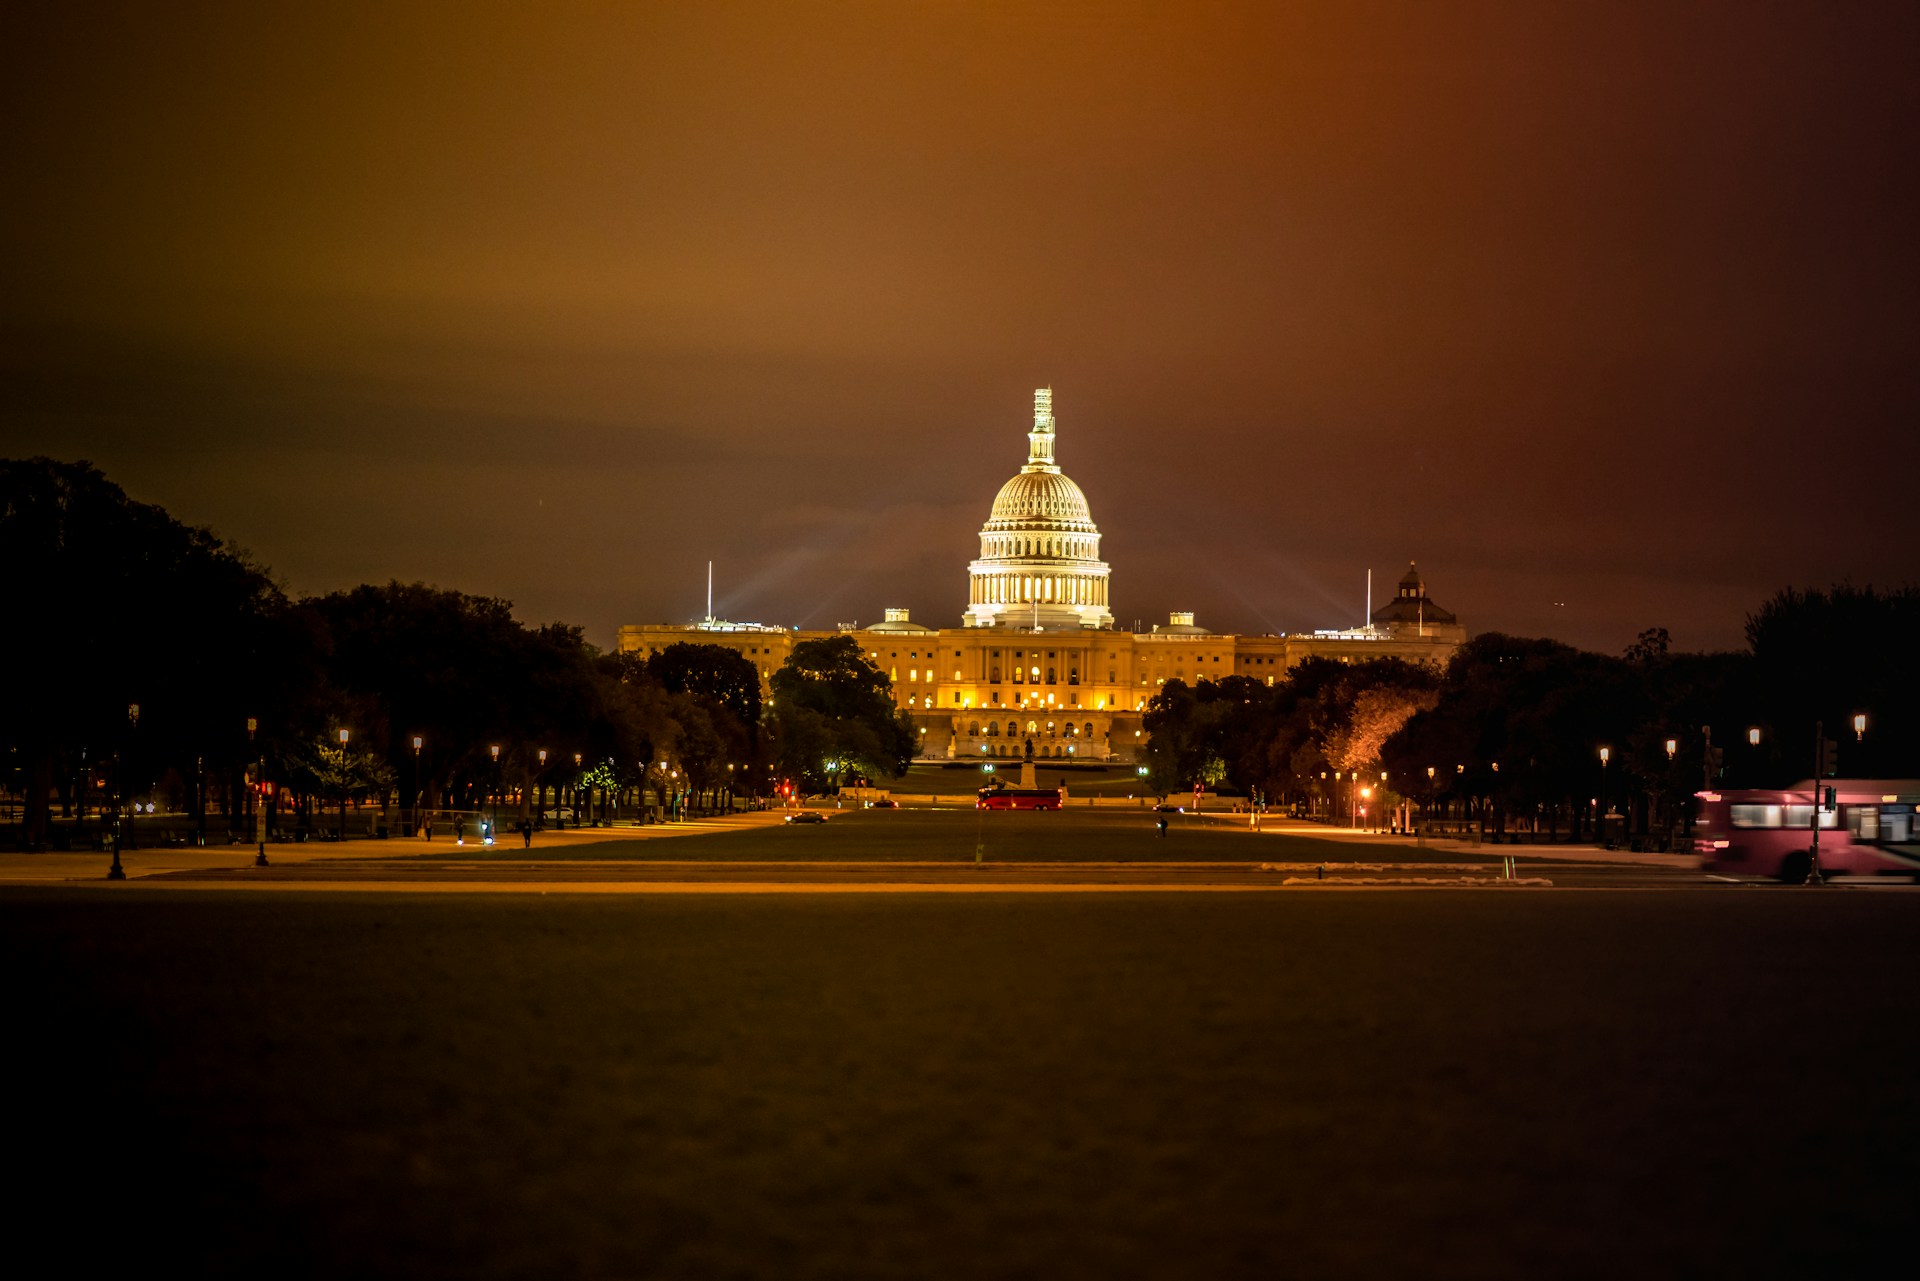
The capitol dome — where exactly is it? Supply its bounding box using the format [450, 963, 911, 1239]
[987, 470, 1095, 527]
[963, 389, 1114, 631]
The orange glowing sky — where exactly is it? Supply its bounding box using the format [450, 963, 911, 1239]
[4, 2, 1915, 650]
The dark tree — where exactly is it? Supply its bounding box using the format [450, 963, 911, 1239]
[1745, 584, 1920, 779]
[645, 642, 762, 735]
[1, 458, 314, 847]
[767, 635, 913, 791]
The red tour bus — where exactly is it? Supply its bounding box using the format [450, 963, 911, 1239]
[1695, 780, 1920, 881]
[977, 785, 1063, 812]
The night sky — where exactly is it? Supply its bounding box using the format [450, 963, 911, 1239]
[4, 2, 1914, 653]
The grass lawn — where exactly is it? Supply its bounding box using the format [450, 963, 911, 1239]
[7, 890, 1918, 1279]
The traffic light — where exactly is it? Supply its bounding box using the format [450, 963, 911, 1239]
[1823, 786, 1836, 812]
[1818, 737, 1840, 778]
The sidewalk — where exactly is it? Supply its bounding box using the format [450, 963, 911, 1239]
[0, 812, 789, 885]
[1222, 816, 1702, 868]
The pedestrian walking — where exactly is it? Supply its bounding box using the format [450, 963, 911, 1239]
[519, 818, 533, 848]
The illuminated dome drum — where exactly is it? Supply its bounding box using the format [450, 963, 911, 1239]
[963, 389, 1114, 630]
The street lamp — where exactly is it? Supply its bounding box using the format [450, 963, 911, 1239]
[488, 744, 500, 837]
[1748, 727, 1761, 747]
[108, 703, 140, 878]
[1598, 746, 1611, 844]
[337, 729, 351, 840]
[248, 717, 268, 867]
[536, 749, 547, 826]
[411, 736, 424, 837]
[1853, 713, 1867, 742]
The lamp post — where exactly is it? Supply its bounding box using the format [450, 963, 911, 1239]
[536, 749, 547, 827]
[488, 744, 500, 841]
[1598, 746, 1611, 846]
[411, 736, 424, 836]
[249, 717, 268, 867]
[108, 703, 139, 878]
[1853, 713, 1867, 742]
[337, 729, 351, 840]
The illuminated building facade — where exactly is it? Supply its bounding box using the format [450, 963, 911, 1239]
[618, 390, 1465, 762]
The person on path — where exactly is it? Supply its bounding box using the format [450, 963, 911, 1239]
[519, 818, 533, 848]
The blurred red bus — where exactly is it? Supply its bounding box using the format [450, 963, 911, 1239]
[1695, 780, 1920, 881]
[977, 786, 1063, 812]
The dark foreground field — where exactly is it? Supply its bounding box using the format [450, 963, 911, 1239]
[7, 890, 1917, 1279]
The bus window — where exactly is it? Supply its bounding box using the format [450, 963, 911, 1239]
[1782, 805, 1839, 829]
[1730, 804, 1781, 828]
[1846, 807, 1881, 842]
[1883, 806, 1912, 842]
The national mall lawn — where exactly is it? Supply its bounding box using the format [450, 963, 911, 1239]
[8, 866, 1919, 1279]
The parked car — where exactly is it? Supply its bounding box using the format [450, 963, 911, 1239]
[784, 811, 828, 824]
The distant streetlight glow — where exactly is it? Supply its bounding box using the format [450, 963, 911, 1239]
[1853, 713, 1867, 741]
[1748, 727, 1761, 747]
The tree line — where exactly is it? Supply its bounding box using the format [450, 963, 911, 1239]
[1143, 591, 1918, 844]
[1, 459, 912, 847]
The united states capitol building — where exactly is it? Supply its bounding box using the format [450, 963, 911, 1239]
[619, 389, 1464, 763]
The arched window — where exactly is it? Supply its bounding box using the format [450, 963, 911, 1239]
[985, 722, 998, 737]
[1064, 722, 1076, 738]
[969, 722, 981, 737]
[1007, 721, 1019, 738]
[1027, 720, 1038, 735]
[1047, 667, 1056, 683]
[1084, 723, 1094, 739]
[1046, 721, 1056, 737]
